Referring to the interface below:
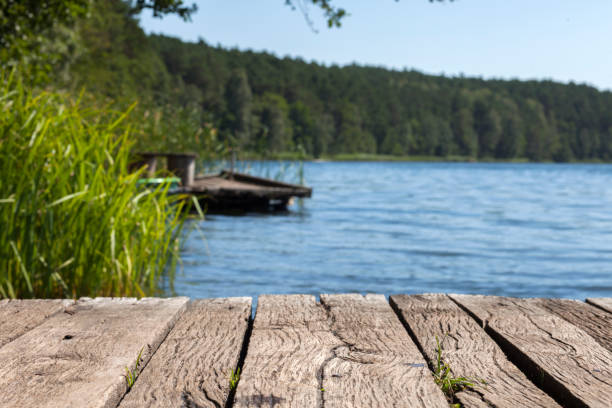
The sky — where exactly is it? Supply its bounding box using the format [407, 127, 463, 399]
[140, 0, 612, 91]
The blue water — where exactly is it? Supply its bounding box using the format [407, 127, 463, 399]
[174, 162, 612, 300]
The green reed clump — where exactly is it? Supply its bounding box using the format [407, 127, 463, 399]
[0, 71, 188, 299]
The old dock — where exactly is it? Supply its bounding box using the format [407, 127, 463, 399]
[131, 152, 312, 212]
[186, 170, 312, 211]
[0, 294, 611, 407]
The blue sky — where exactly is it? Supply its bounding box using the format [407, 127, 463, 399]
[140, 0, 612, 90]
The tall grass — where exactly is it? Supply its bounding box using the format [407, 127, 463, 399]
[0, 72, 188, 299]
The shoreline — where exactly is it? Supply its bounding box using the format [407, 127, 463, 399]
[235, 152, 611, 164]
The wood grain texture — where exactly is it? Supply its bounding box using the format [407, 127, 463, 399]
[319, 294, 448, 408]
[119, 297, 251, 408]
[0, 297, 188, 408]
[0, 299, 73, 348]
[390, 294, 560, 408]
[451, 294, 612, 408]
[234, 294, 447, 408]
[234, 294, 338, 407]
[586, 298, 612, 314]
[535, 298, 612, 352]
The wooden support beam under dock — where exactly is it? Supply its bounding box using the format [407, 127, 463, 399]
[0, 294, 610, 407]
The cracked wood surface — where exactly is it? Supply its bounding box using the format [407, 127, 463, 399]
[586, 298, 612, 314]
[390, 294, 560, 408]
[0, 299, 73, 348]
[535, 298, 612, 353]
[233, 295, 340, 407]
[0, 297, 188, 408]
[234, 294, 447, 408]
[318, 294, 447, 408]
[451, 294, 612, 408]
[119, 297, 251, 408]
[3, 294, 612, 407]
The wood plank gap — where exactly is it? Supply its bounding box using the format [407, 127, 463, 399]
[586, 298, 612, 314]
[389, 295, 492, 407]
[0, 299, 74, 349]
[318, 294, 448, 408]
[226, 307, 254, 408]
[449, 295, 612, 408]
[233, 294, 334, 407]
[115, 298, 192, 407]
[233, 294, 448, 407]
[391, 294, 561, 408]
[535, 299, 611, 353]
[118, 297, 251, 408]
[0, 297, 189, 408]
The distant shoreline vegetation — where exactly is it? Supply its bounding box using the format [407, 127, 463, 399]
[236, 152, 611, 164]
[33, 0, 610, 165]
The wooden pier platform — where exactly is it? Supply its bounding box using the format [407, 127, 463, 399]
[0, 294, 610, 407]
[184, 170, 312, 212]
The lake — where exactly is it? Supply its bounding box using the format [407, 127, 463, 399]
[174, 162, 612, 300]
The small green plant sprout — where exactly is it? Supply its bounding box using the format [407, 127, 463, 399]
[433, 335, 486, 399]
[125, 347, 144, 389]
[229, 367, 241, 391]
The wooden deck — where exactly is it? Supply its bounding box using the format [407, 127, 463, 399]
[182, 171, 312, 212]
[0, 294, 610, 407]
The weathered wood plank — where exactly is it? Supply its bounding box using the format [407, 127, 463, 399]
[535, 298, 612, 352]
[119, 297, 251, 408]
[586, 297, 612, 314]
[451, 294, 612, 407]
[0, 299, 73, 348]
[390, 294, 560, 408]
[233, 294, 338, 407]
[319, 294, 448, 408]
[234, 294, 447, 408]
[0, 297, 188, 408]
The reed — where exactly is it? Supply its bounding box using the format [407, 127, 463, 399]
[0, 71, 188, 299]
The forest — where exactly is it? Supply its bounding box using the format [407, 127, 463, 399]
[31, 0, 612, 161]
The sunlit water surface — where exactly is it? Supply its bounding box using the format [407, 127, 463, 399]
[173, 162, 612, 301]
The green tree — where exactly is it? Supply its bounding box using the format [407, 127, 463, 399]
[0, 0, 195, 70]
[381, 122, 415, 155]
[290, 101, 316, 153]
[225, 69, 253, 146]
[69, 0, 172, 98]
[523, 99, 551, 161]
[473, 98, 502, 158]
[257, 93, 294, 152]
[332, 102, 376, 154]
[452, 108, 478, 157]
[312, 113, 335, 157]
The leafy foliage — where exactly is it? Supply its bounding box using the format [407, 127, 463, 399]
[0, 0, 88, 80]
[285, 0, 451, 28]
[0, 72, 188, 299]
[128, 0, 197, 20]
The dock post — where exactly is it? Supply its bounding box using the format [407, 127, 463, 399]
[167, 153, 196, 187]
[129, 153, 158, 177]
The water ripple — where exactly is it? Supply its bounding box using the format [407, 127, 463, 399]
[175, 162, 612, 300]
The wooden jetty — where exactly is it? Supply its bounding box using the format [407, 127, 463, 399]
[185, 170, 312, 212]
[0, 294, 610, 407]
[131, 152, 312, 212]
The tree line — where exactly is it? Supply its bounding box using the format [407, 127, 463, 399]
[61, 1, 612, 161]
